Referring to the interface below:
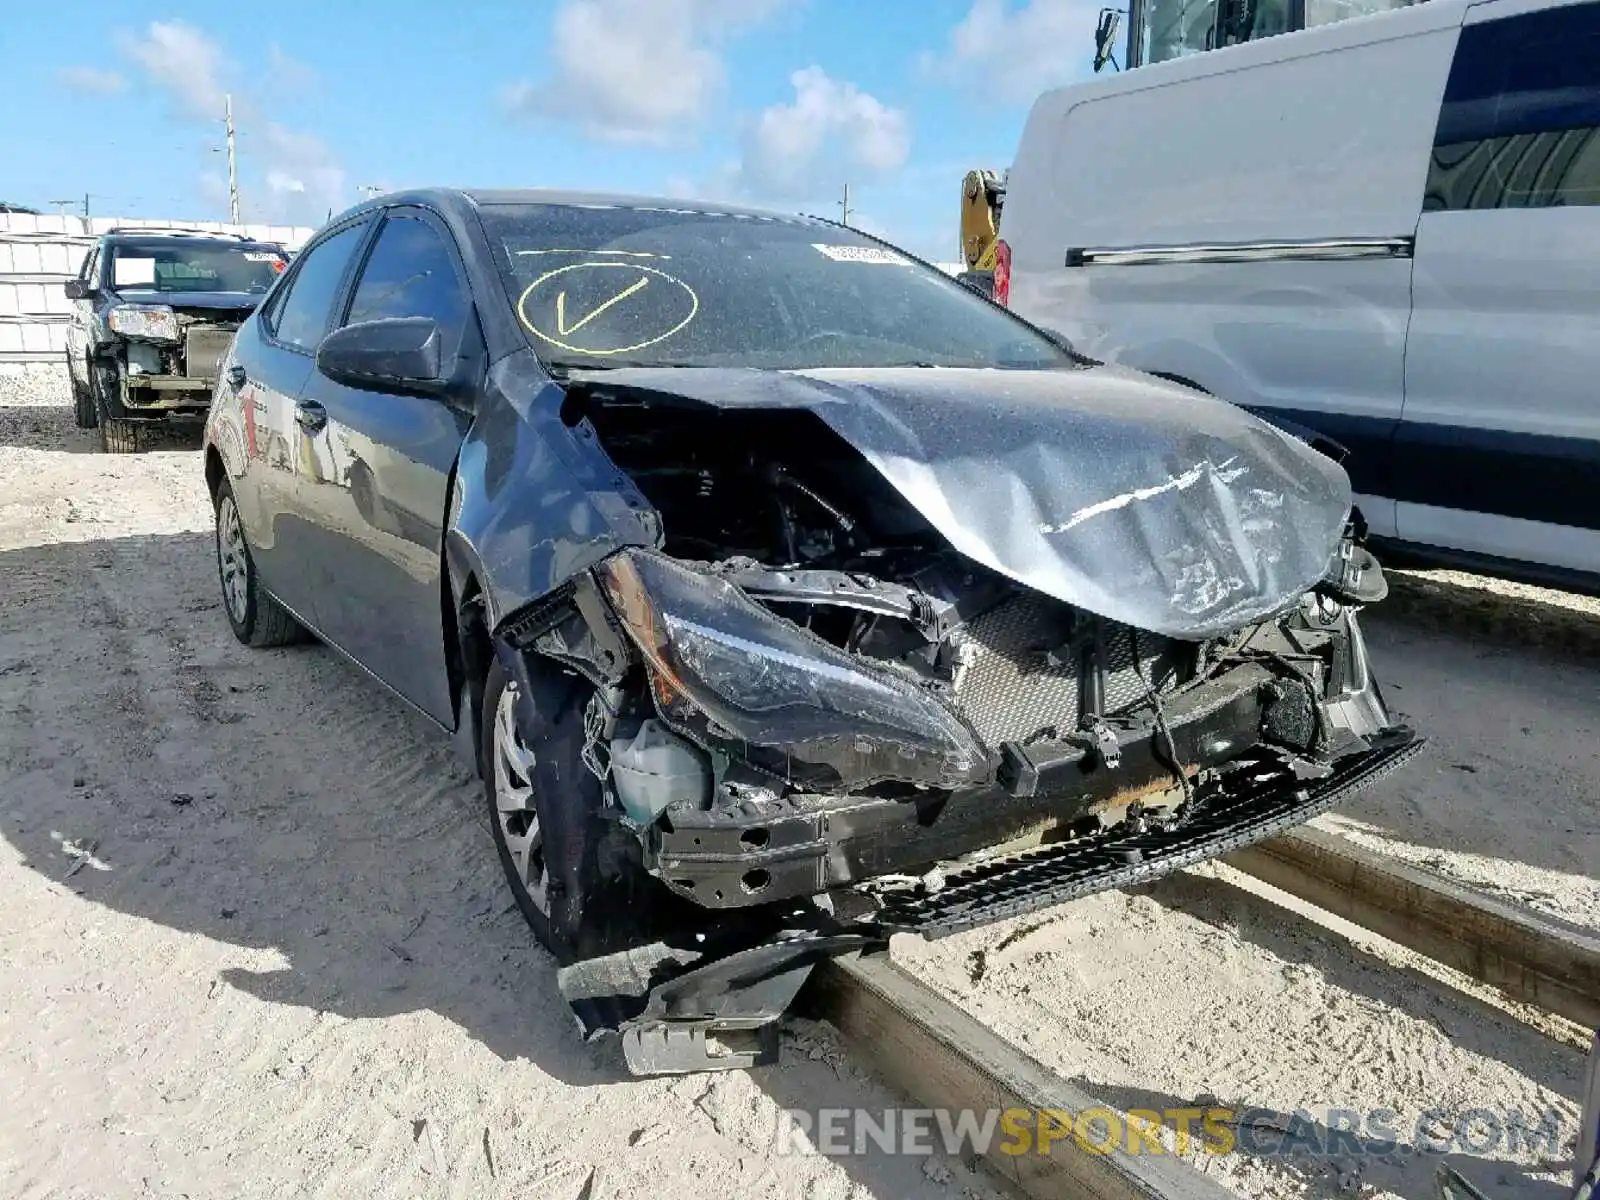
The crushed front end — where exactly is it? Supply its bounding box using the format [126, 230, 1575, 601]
[491, 379, 1422, 1075]
[99, 303, 251, 418]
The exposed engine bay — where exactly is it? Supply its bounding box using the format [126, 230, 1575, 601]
[497, 377, 1420, 1074]
[110, 305, 250, 411]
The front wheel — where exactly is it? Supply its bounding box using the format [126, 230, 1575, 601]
[482, 660, 654, 963]
[93, 364, 138, 454]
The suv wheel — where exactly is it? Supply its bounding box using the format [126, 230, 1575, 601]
[68, 355, 97, 429]
[93, 364, 139, 454]
[214, 479, 306, 648]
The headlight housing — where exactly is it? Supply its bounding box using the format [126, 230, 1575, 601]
[598, 549, 989, 792]
[106, 304, 180, 342]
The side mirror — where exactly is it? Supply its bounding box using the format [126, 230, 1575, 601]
[316, 317, 447, 396]
[1094, 8, 1122, 72]
[63, 279, 90, 300]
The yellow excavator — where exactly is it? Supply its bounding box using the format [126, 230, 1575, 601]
[956, 168, 1012, 303]
[960, 168, 1006, 273]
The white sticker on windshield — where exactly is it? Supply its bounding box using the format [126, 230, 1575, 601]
[812, 244, 910, 264]
[113, 257, 156, 287]
[243, 251, 282, 262]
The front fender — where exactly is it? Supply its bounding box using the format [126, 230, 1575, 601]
[446, 353, 659, 634]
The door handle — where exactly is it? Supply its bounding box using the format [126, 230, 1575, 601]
[226, 364, 247, 389]
[294, 399, 328, 433]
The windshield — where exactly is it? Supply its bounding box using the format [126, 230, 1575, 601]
[109, 241, 287, 295]
[480, 204, 1074, 372]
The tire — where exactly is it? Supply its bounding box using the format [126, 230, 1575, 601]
[482, 659, 649, 963]
[69, 355, 97, 429]
[93, 364, 139, 454]
[213, 478, 306, 648]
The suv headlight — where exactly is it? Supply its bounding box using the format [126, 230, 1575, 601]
[597, 549, 989, 792]
[107, 304, 180, 342]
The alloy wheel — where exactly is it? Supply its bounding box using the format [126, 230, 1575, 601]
[493, 681, 549, 913]
[216, 495, 250, 627]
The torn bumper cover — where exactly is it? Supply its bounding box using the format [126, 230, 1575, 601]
[542, 542, 1421, 1071]
[559, 729, 1422, 1074]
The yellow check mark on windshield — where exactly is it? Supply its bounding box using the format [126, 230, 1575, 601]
[556, 276, 650, 336]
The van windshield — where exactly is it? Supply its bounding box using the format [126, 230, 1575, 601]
[480, 204, 1074, 373]
[1139, 0, 1416, 62]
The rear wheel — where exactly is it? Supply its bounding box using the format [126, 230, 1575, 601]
[213, 479, 306, 648]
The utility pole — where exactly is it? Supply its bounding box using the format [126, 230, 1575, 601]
[223, 93, 240, 223]
[83, 192, 91, 218]
[838, 183, 851, 228]
[49, 199, 75, 216]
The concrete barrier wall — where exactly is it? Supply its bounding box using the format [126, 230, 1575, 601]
[0, 214, 316, 365]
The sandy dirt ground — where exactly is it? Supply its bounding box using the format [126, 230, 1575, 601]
[2, 365, 1595, 1200]
[0, 369, 1002, 1200]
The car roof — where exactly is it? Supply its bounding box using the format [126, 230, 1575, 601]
[325, 187, 819, 229]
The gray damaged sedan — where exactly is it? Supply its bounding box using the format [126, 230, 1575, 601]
[202, 189, 1421, 1074]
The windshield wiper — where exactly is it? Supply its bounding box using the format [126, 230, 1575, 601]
[547, 360, 699, 377]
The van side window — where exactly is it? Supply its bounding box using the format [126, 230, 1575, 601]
[1426, 3, 1600, 211]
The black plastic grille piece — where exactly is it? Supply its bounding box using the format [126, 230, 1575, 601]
[869, 733, 1425, 938]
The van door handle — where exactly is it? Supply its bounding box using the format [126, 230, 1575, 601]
[226, 364, 247, 389]
[294, 399, 327, 433]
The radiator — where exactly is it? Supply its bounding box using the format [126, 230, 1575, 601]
[953, 593, 1191, 748]
[183, 325, 236, 381]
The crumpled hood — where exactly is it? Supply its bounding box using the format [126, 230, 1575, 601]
[567, 364, 1353, 640]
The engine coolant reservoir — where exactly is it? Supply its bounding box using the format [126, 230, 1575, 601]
[609, 719, 712, 825]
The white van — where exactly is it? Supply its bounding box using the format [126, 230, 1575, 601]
[1000, 0, 1600, 590]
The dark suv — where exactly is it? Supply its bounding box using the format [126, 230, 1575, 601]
[64, 228, 288, 452]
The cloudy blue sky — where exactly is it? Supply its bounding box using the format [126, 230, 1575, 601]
[4, 1, 1103, 258]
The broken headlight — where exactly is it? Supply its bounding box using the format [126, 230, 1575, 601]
[106, 304, 180, 342]
[598, 549, 989, 792]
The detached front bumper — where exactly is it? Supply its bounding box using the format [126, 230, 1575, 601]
[563, 725, 1422, 1072]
